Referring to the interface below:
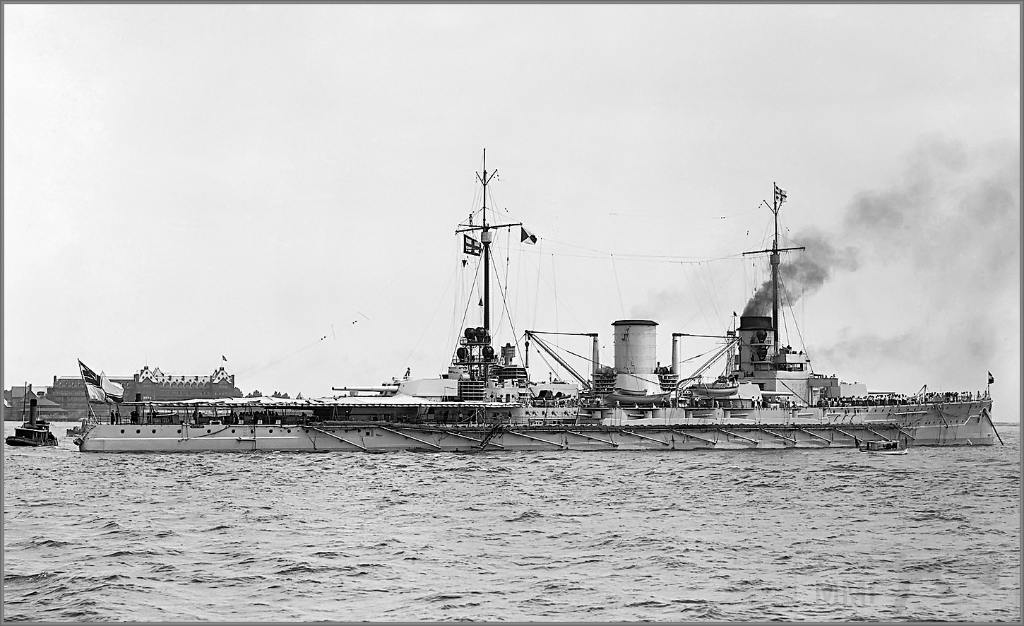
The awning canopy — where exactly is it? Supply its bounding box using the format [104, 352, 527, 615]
[125, 394, 518, 410]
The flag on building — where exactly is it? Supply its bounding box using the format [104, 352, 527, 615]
[100, 372, 124, 403]
[78, 360, 107, 403]
[774, 184, 787, 205]
[463, 234, 482, 256]
[222, 355, 228, 362]
[520, 226, 538, 244]
[988, 371, 995, 384]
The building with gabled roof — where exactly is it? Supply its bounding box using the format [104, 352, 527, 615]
[46, 365, 242, 420]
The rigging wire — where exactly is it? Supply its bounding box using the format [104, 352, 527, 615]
[778, 273, 811, 370]
[698, 261, 726, 325]
[504, 226, 511, 324]
[541, 235, 744, 264]
[531, 346, 561, 382]
[514, 231, 524, 332]
[610, 254, 626, 317]
[526, 252, 588, 332]
[489, 242, 525, 369]
[551, 253, 559, 343]
[682, 262, 716, 332]
[532, 239, 543, 330]
[542, 338, 725, 387]
[403, 258, 459, 370]
[233, 330, 333, 378]
[450, 251, 462, 356]
[450, 256, 481, 363]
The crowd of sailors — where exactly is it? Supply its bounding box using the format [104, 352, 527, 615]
[816, 390, 988, 408]
[106, 408, 306, 426]
[102, 387, 990, 425]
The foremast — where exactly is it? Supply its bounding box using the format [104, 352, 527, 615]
[454, 150, 524, 398]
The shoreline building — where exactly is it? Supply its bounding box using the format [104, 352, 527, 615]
[2, 386, 69, 421]
[47, 365, 242, 420]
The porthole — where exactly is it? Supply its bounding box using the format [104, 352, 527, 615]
[136, 429, 141, 434]
[120, 429, 125, 434]
[152, 429, 156, 434]
[206, 429, 211, 434]
[287, 429, 291, 433]
[177, 429, 181, 434]
[231, 429, 236, 434]
[269, 429, 274, 434]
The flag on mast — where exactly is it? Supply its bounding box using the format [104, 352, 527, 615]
[78, 360, 107, 403]
[100, 372, 124, 403]
[774, 184, 787, 205]
[463, 234, 482, 256]
[520, 226, 538, 244]
[988, 371, 995, 384]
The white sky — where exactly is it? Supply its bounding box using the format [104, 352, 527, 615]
[4, 4, 1020, 419]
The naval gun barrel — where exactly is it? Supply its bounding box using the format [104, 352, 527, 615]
[331, 385, 399, 396]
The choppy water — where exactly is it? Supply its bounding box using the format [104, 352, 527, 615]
[3, 420, 1020, 621]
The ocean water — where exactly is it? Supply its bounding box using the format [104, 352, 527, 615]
[3, 420, 1020, 622]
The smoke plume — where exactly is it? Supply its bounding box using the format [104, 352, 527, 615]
[742, 136, 1018, 319]
[811, 136, 1019, 409]
[741, 228, 859, 316]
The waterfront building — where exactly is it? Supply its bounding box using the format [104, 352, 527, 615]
[47, 366, 242, 420]
[2, 386, 69, 421]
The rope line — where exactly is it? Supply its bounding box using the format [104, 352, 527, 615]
[610, 254, 626, 317]
[451, 257, 481, 363]
[490, 246, 524, 368]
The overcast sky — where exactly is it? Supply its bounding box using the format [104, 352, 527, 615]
[4, 4, 1020, 419]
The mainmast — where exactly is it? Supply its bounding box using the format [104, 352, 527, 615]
[478, 149, 496, 333]
[770, 180, 781, 335]
[742, 182, 803, 352]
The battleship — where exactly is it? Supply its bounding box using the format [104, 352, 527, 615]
[75, 154, 1000, 453]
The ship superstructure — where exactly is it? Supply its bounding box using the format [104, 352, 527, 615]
[75, 160, 1000, 452]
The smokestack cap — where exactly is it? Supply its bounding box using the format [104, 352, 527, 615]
[612, 320, 658, 326]
[738, 316, 773, 330]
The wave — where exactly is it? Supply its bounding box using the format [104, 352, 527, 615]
[3, 430, 1018, 622]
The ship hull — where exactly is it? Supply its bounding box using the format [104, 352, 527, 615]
[75, 400, 998, 452]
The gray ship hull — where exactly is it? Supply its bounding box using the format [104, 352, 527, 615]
[75, 399, 998, 452]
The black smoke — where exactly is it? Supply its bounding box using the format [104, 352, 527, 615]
[743, 136, 1018, 321]
[810, 136, 1019, 403]
[742, 228, 859, 316]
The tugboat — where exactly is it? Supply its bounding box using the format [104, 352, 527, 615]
[6, 397, 59, 447]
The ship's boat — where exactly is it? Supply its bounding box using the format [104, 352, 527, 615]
[691, 385, 738, 398]
[602, 391, 673, 406]
[860, 440, 908, 455]
[73, 156, 1002, 453]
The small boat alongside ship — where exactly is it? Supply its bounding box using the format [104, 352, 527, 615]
[860, 440, 908, 455]
[74, 153, 1001, 453]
